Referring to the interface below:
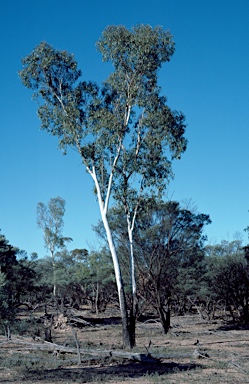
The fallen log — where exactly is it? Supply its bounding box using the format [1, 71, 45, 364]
[1, 337, 157, 362]
[68, 316, 93, 327]
[1, 337, 196, 363]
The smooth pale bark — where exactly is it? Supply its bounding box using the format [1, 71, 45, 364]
[19, 30, 187, 349]
[51, 257, 57, 297]
[126, 216, 138, 347]
[95, 279, 99, 315]
[127, 225, 136, 298]
[49, 249, 57, 297]
[101, 208, 131, 347]
[85, 162, 132, 348]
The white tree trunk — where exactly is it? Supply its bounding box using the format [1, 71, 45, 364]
[127, 225, 136, 297]
[88, 166, 131, 347]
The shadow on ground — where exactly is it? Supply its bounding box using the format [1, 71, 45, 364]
[15, 361, 201, 383]
[83, 316, 122, 326]
[217, 321, 249, 331]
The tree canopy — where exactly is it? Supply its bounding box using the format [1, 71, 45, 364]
[19, 24, 187, 348]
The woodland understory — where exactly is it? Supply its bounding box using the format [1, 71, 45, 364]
[1, 303, 249, 384]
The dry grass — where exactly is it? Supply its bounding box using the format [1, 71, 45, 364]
[1, 308, 249, 383]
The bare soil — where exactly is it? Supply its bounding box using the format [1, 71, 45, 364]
[1, 308, 249, 383]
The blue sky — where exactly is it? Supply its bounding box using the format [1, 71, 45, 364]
[0, 0, 248, 257]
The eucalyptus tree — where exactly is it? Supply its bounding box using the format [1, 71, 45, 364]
[102, 200, 210, 333]
[204, 240, 249, 322]
[0, 231, 18, 337]
[19, 24, 187, 347]
[37, 197, 72, 296]
[0, 232, 36, 338]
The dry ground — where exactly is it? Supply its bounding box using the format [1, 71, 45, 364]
[1, 308, 249, 383]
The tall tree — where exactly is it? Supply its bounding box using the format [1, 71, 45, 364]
[37, 196, 72, 296]
[97, 26, 187, 345]
[19, 25, 187, 347]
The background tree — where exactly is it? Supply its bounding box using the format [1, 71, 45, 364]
[204, 240, 249, 323]
[132, 200, 210, 332]
[244, 216, 249, 260]
[32, 256, 56, 305]
[84, 249, 117, 314]
[48, 249, 87, 311]
[0, 231, 18, 338]
[97, 26, 187, 345]
[50, 248, 116, 312]
[174, 245, 209, 318]
[95, 200, 210, 332]
[0, 232, 36, 338]
[19, 25, 187, 347]
[37, 196, 72, 296]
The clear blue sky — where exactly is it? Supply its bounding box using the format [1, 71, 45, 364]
[1, 0, 248, 257]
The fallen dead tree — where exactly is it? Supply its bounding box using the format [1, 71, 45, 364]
[0, 337, 197, 363]
[53, 313, 93, 329]
[68, 315, 94, 327]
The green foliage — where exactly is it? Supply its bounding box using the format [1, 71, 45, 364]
[31, 256, 55, 302]
[37, 196, 72, 257]
[54, 248, 116, 311]
[134, 200, 210, 315]
[19, 25, 187, 208]
[97, 26, 187, 208]
[176, 247, 207, 302]
[0, 231, 18, 270]
[0, 232, 19, 324]
[204, 240, 249, 322]
[0, 232, 37, 335]
[95, 200, 210, 328]
[19, 25, 188, 347]
[36, 196, 72, 297]
[97, 25, 175, 79]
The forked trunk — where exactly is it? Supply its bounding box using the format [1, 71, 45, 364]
[156, 294, 171, 334]
[90, 165, 132, 348]
[101, 211, 132, 348]
[158, 306, 171, 334]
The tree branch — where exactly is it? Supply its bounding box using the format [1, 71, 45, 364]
[104, 141, 122, 215]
